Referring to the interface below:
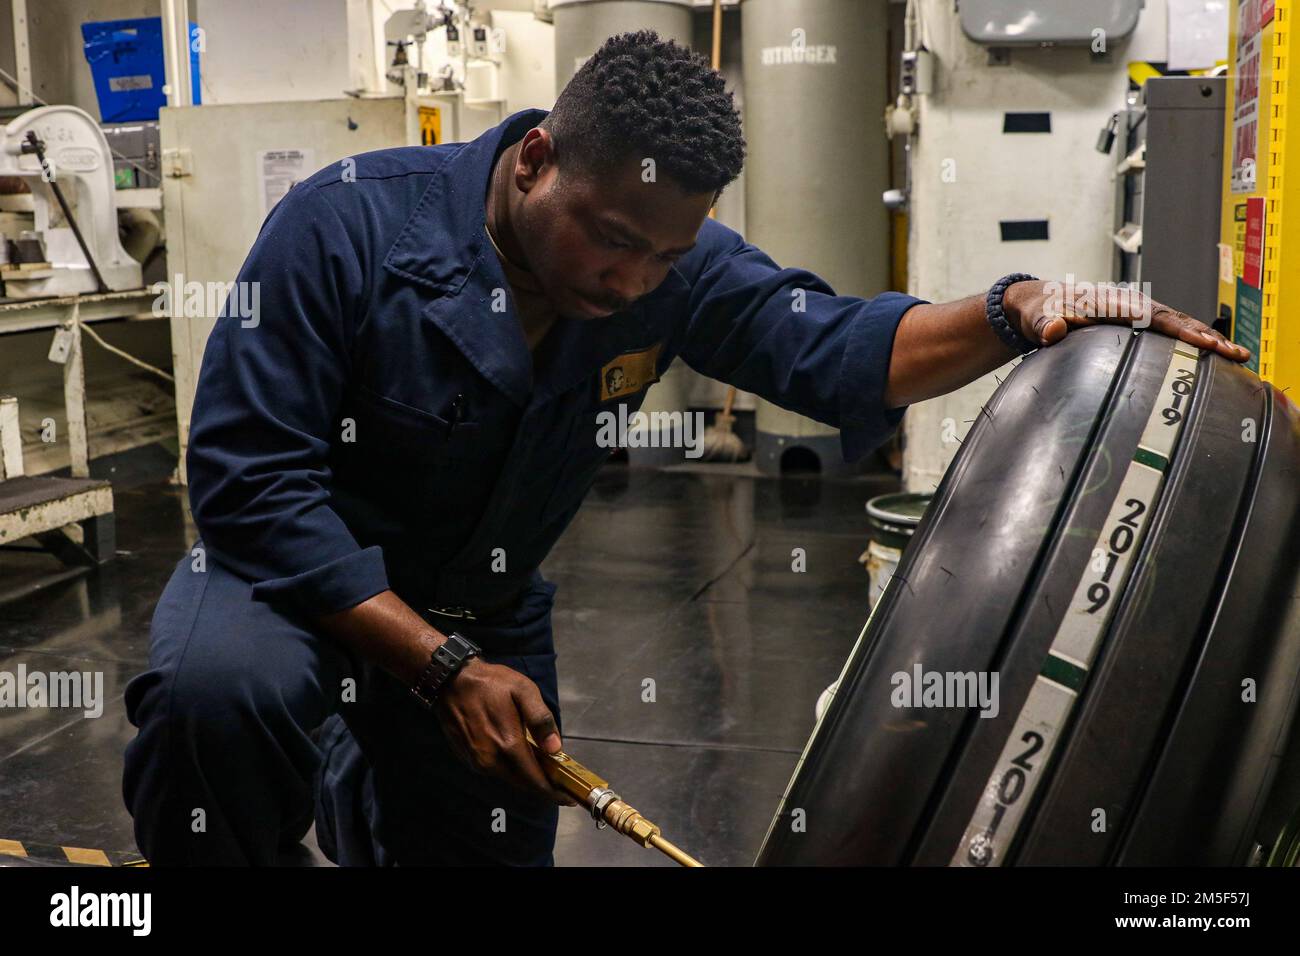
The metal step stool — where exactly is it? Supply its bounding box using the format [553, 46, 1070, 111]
[0, 395, 114, 565]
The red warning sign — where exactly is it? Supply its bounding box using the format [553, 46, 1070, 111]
[1243, 196, 1265, 289]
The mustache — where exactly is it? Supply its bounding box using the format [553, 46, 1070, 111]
[584, 292, 632, 312]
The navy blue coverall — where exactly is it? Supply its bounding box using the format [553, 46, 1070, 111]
[121, 108, 924, 865]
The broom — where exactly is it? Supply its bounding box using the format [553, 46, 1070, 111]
[699, 382, 749, 462]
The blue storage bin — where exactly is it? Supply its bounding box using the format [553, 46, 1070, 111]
[81, 17, 202, 123]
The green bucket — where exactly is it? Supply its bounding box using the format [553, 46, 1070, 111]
[863, 492, 933, 608]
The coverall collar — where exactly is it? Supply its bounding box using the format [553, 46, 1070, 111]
[384, 108, 546, 293]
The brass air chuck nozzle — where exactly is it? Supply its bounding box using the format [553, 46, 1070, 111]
[526, 731, 703, 867]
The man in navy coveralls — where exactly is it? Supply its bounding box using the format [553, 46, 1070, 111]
[122, 31, 1249, 865]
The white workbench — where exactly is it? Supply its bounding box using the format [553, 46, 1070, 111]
[0, 289, 161, 476]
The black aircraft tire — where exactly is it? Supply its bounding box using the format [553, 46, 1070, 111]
[755, 325, 1300, 866]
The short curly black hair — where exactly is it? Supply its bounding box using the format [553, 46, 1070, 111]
[542, 30, 745, 198]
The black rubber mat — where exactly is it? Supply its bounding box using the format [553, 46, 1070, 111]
[756, 326, 1300, 866]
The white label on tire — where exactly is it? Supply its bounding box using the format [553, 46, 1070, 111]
[1052, 463, 1161, 666]
[954, 677, 1073, 867]
[951, 345, 1199, 867]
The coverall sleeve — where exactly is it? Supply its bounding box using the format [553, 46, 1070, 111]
[185, 182, 390, 615]
[678, 218, 927, 462]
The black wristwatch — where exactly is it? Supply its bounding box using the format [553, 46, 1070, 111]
[410, 632, 481, 709]
[986, 272, 1040, 355]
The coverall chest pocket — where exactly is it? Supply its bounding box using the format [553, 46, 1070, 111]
[334, 386, 458, 499]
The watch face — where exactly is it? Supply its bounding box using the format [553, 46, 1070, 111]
[448, 633, 478, 656]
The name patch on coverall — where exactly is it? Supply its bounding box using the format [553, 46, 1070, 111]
[600, 345, 662, 401]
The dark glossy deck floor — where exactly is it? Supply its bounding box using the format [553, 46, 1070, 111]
[0, 444, 898, 867]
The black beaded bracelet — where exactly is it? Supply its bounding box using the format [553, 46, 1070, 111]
[986, 273, 1041, 355]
